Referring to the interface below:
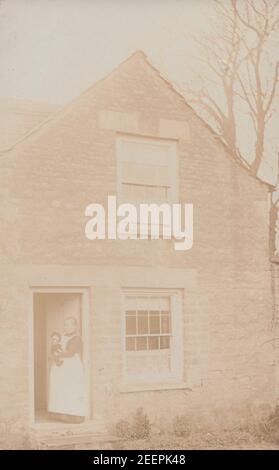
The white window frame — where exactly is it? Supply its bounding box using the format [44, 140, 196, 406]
[116, 134, 178, 205]
[121, 289, 183, 387]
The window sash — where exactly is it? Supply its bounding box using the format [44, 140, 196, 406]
[121, 182, 170, 205]
[122, 291, 183, 383]
[125, 309, 171, 337]
[117, 136, 178, 204]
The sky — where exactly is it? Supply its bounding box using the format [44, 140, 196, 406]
[0, 0, 277, 184]
[0, 0, 204, 104]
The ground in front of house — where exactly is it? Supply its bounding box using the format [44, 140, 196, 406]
[21, 429, 279, 450]
[114, 430, 279, 450]
[2, 426, 279, 450]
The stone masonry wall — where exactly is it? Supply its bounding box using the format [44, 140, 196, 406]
[0, 52, 275, 443]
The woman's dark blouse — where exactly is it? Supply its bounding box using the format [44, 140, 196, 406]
[60, 335, 83, 359]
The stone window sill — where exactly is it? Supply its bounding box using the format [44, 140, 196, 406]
[119, 382, 192, 393]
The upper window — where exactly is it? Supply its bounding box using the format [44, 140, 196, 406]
[122, 290, 183, 384]
[117, 135, 178, 205]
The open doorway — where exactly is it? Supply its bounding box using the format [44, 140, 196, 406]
[32, 290, 89, 424]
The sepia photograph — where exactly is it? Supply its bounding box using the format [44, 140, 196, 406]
[0, 0, 279, 455]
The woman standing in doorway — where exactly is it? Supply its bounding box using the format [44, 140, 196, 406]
[48, 317, 86, 423]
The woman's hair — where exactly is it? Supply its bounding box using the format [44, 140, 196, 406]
[51, 331, 61, 340]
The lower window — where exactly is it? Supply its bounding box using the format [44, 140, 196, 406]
[122, 290, 183, 383]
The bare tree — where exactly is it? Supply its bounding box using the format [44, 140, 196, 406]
[187, 0, 279, 177]
[188, 1, 243, 159]
[271, 161, 279, 255]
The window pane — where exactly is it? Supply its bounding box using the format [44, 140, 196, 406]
[161, 312, 171, 334]
[138, 311, 148, 334]
[160, 336, 170, 349]
[149, 311, 160, 333]
[148, 336, 159, 350]
[126, 337, 136, 351]
[121, 161, 169, 187]
[126, 311, 136, 335]
[136, 336, 148, 350]
[121, 141, 169, 165]
[121, 183, 168, 204]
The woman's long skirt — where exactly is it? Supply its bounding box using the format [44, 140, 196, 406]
[48, 354, 86, 417]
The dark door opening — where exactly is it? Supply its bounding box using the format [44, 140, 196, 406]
[33, 292, 85, 423]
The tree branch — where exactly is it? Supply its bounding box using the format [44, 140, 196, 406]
[264, 61, 279, 114]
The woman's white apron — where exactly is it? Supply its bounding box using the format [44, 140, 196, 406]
[48, 334, 86, 416]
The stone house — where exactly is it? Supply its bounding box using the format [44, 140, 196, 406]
[0, 51, 276, 446]
[271, 188, 279, 411]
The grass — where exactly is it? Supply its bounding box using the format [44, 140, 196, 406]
[113, 429, 279, 450]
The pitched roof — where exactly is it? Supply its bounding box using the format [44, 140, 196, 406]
[0, 98, 59, 151]
[0, 51, 272, 189]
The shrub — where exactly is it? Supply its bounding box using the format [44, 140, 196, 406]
[131, 407, 151, 439]
[173, 415, 192, 438]
[113, 407, 151, 440]
[113, 419, 133, 440]
[259, 407, 279, 444]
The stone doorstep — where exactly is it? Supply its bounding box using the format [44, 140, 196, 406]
[34, 433, 121, 450]
[29, 420, 120, 449]
[30, 416, 106, 431]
